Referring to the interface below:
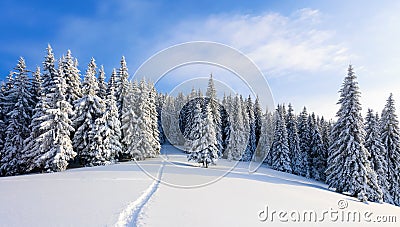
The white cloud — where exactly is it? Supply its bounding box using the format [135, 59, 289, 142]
[166, 8, 351, 78]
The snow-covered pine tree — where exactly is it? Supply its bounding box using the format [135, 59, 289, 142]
[243, 96, 256, 161]
[72, 58, 106, 166]
[286, 104, 303, 176]
[309, 113, 327, 181]
[254, 111, 271, 162]
[226, 95, 247, 161]
[115, 56, 129, 120]
[30, 66, 42, 106]
[0, 84, 5, 162]
[187, 103, 218, 167]
[187, 103, 204, 163]
[0, 57, 34, 175]
[156, 93, 167, 144]
[121, 81, 142, 160]
[206, 74, 223, 157]
[240, 95, 251, 161]
[21, 91, 47, 173]
[297, 107, 311, 177]
[326, 65, 382, 202]
[147, 82, 161, 158]
[270, 105, 292, 173]
[253, 96, 263, 148]
[221, 93, 231, 156]
[28, 45, 76, 172]
[380, 94, 400, 205]
[162, 96, 181, 145]
[93, 74, 122, 165]
[319, 116, 332, 156]
[97, 65, 107, 99]
[365, 109, 392, 203]
[59, 50, 81, 107]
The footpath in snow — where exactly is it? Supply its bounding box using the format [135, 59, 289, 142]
[1, 145, 399, 227]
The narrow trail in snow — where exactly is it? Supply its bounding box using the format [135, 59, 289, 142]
[114, 162, 165, 227]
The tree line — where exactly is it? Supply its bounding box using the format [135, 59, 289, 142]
[0, 46, 399, 207]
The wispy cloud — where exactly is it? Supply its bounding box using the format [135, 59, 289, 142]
[165, 8, 351, 78]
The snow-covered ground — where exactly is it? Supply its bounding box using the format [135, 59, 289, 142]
[1, 145, 399, 227]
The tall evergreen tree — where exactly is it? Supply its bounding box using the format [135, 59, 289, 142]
[59, 50, 81, 107]
[97, 65, 107, 99]
[309, 113, 327, 181]
[27, 45, 76, 172]
[0, 57, 34, 175]
[297, 107, 311, 177]
[270, 106, 292, 173]
[93, 76, 122, 164]
[253, 96, 263, 148]
[286, 104, 303, 176]
[147, 82, 161, 157]
[188, 103, 218, 167]
[115, 56, 129, 119]
[121, 81, 142, 160]
[365, 109, 392, 203]
[243, 96, 256, 161]
[30, 66, 42, 106]
[226, 95, 247, 161]
[326, 65, 382, 202]
[254, 111, 270, 162]
[72, 58, 106, 166]
[380, 94, 400, 205]
[206, 74, 222, 156]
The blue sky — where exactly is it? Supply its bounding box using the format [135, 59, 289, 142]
[1, 0, 400, 118]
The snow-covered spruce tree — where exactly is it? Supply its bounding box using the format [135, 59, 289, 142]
[187, 103, 203, 163]
[156, 93, 166, 144]
[0, 84, 5, 162]
[253, 96, 263, 148]
[221, 93, 231, 156]
[240, 95, 251, 161]
[319, 117, 332, 155]
[380, 94, 400, 205]
[242, 96, 256, 161]
[174, 92, 186, 145]
[30, 66, 42, 106]
[226, 95, 247, 161]
[309, 113, 327, 181]
[162, 96, 181, 145]
[59, 50, 81, 107]
[270, 105, 292, 173]
[264, 108, 276, 165]
[147, 82, 161, 157]
[72, 58, 106, 166]
[286, 104, 303, 176]
[206, 74, 223, 156]
[122, 79, 160, 160]
[254, 111, 271, 162]
[0, 57, 34, 175]
[92, 74, 122, 165]
[187, 103, 218, 167]
[365, 109, 392, 203]
[1, 73, 15, 118]
[326, 65, 382, 202]
[27, 45, 76, 172]
[115, 56, 129, 120]
[121, 81, 142, 160]
[97, 65, 107, 100]
[21, 91, 47, 173]
[297, 107, 311, 177]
